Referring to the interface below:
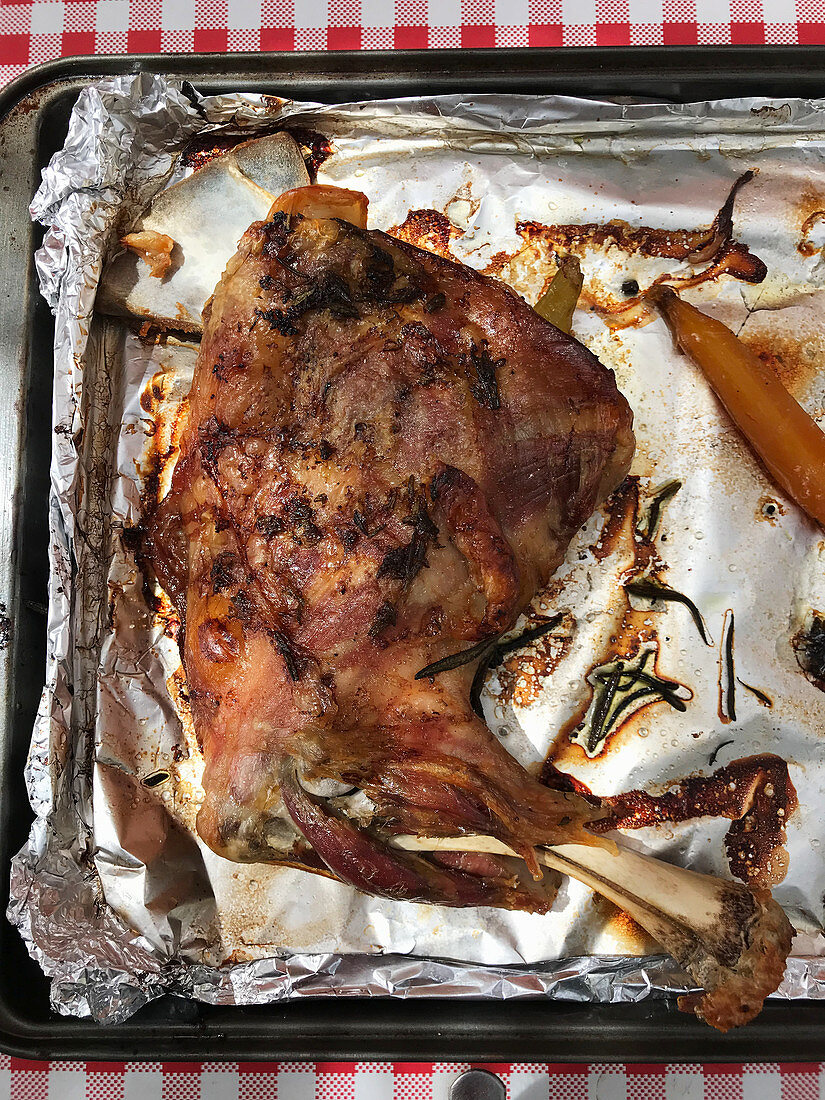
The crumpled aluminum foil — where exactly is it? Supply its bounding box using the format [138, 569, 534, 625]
[9, 73, 825, 1023]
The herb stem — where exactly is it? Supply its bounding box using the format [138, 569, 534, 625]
[625, 578, 712, 646]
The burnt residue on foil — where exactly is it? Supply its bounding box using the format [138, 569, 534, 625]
[10, 74, 825, 1024]
[388, 208, 463, 258]
[179, 125, 333, 184]
[485, 172, 766, 329]
[179, 130, 250, 169]
[592, 754, 797, 889]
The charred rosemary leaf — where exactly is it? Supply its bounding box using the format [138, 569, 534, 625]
[415, 636, 499, 680]
[469, 651, 495, 719]
[142, 771, 169, 788]
[588, 663, 623, 754]
[468, 614, 564, 718]
[494, 614, 563, 660]
[415, 613, 563, 695]
[709, 739, 735, 766]
[718, 610, 736, 723]
[625, 578, 711, 646]
[574, 646, 692, 758]
[737, 678, 772, 708]
[638, 479, 682, 540]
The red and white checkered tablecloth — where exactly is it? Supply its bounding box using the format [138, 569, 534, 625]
[2, 1, 825, 1092]
[0, 1060, 821, 1099]
[0, 0, 825, 87]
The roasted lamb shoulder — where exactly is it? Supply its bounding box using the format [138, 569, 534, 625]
[146, 185, 792, 1029]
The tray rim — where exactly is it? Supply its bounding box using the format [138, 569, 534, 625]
[2, 46, 825, 1063]
[9, 42, 825, 122]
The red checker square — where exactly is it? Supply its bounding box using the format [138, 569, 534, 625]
[260, 27, 295, 50]
[461, 23, 496, 47]
[161, 1063, 203, 1074]
[780, 1069, 820, 1100]
[663, 20, 698, 43]
[128, 28, 162, 52]
[394, 25, 428, 48]
[596, 22, 631, 44]
[528, 22, 563, 45]
[394, 1064, 435, 1074]
[194, 28, 229, 51]
[798, 23, 825, 44]
[730, 20, 765, 43]
[327, 26, 362, 49]
[0, 33, 30, 63]
[61, 30, 96, 54]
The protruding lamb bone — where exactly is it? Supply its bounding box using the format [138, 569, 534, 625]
[98, 132, 310, 333]
[393, 833, 793, 1031]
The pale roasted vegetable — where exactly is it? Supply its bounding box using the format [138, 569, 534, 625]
[534, 255, 583, 333]
[270, 184, 369, 228]
[650, 284, 825, 529]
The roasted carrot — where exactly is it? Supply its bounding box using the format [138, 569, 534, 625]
[649, 284, 825, 529]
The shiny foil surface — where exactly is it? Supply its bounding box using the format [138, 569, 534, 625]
[8, 73, 825, 1022]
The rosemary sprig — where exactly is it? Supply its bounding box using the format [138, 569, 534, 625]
[637, 479, 682, 540]
[625, 578, 712, 646]
[414, 636, 500, 681]
[719, 610, 737, 723]
[737, 678, 772, 707]
[416, 614, 564, 720]
[493, 615, 563, 660]
[708, 738, 734, 766]
[587, 663, 623, 753]
[575, 645, 691, 758]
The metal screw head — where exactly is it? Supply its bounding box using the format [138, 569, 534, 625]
[450, 1069, 506, 1100]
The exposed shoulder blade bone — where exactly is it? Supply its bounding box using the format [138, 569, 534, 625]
[97, 132, 310, 333]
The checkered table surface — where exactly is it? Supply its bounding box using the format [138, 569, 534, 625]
[0, 0, 824, 87]
[2, 0, 824, 1092]
[0, 1061, 821, 1100]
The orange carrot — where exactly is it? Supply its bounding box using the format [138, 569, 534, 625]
[650, 284, 825, 529]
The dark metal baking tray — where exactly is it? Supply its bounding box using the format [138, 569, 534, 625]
[1, 47, 824, 1063]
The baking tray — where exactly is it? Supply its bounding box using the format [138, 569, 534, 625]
[2, 47, 825, 1063]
